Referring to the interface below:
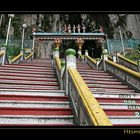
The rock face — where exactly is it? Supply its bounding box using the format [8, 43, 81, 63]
[108, 14, 140, 39]
[126, 14, 140, 39]
[1, 14, 140, 58]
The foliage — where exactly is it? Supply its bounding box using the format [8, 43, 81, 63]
[6, 45, 21, 59]
[11, 15, 22, 39]
[125, 48, 140, 62]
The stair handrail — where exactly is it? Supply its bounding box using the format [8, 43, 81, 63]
[105, 60, 140, 91]
[54, 56, 65, 90]
[10, 53, 23, 64]
[0, 50, 5, 65]
[117, 53, 140, 72]
[85, 55, 102, 69]
[108, 55, 113, 61]
[64, 48, 112, 126]
[68, 67, 112, 126]
[79, 54, 85, 61]
[0, 51, 4, 56]
[24, 52, 33, 60]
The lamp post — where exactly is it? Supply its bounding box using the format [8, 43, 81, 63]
[5, 14, 14, 46]
[118, 26, 125, 55]
[21, 23, 27, 60]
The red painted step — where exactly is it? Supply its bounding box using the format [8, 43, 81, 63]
[0, 69, 55, 74]
[0, 80, 59, 86]
[0, 86, 59, 90]
[0, 107, 72, 115]
[96, 97, 140, 104]
[0, 77, 58, 82]
[77, 60, 140, 126]
[0, 95, 68, 102]
[104, 108, 140, 116]
[0, 124, 75, 126]
[0, 72, 56, 78]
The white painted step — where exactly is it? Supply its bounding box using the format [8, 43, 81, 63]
[0, 75, 57, 81]
[100, 103, 140, 109]
[109, 116, 140, 125]
[0, 100, 70, 108]
[0, 90, 65, 96]
[0, 72, 55, 78]
[0, 79, 58, 85]
[93, 93, 140, 98]
[0, 69, 54, 75]
[85, 80, 122, 84]
[83, 77, 118, 81]
[0, 115, 74, 125]
[88, 84, 129, 88]
[0, 84, 59, 89]
[3, 65, 51, 69]
[91, 89, 135, 92]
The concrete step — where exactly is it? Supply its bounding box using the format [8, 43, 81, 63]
[1, 66, 54, 72]
[0, 107, 72, 116]
[0, 89, 66, 96]
[109, 116, 140, 125]
[81, 75, 114, 78]
[4, 64, 53, 69]
[104, 108, 140, 116]
[0, 76, 58, 82]
[0, 69, 55, 75]
[93, 92, 140, 98]
[82, 77, 119, 81]
[0, 94, 68, 101]
[87, 83, 129, 89]
[79, 72, 110, 76]
[97, 97, 140, 104]
[0, 100, 70, 108]
[85, 80, 123, 85]
[0, 79, 59, 86]
[91, 89, 135, 93]
[100, 103, 140, 109]
[0, 115, 74, 125]
[0, 84, 59, 90]
[0, 72, 56, 78]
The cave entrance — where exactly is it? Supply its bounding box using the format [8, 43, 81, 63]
[83, 40, 102, 58]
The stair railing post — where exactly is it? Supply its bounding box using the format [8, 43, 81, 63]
[112, 54, 117, 62]
[137, 60, 140, 72]
[65, 48, 76, 95]
[116, 52, 120, 63]
[32, 32, 35, 59]
[96, 58, 101, 69]
[20, 23, 27, 61]
[52, 48, 59, 68]
[1, 44, 6, 66]
[84, 50, 88, 62]
[102, 49, 108, 71]
[60, 60, 65, 90]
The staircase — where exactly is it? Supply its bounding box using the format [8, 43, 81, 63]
[77, 60, 140, 126]
[0, 58, 75, 126]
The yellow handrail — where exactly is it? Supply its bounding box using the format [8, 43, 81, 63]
[54, 56, 61, 71]
[108, 55, 113, 60]
[68, 67, 112, 126]
[25, 53, 33, 60]
[118, 54, 137, 66]
[11, 53, 22, 63]
[79, 54, 84, 60]
[106, 60, 140, 79]
[0, 51, 4, 56]
[86, 55, 96, 64]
